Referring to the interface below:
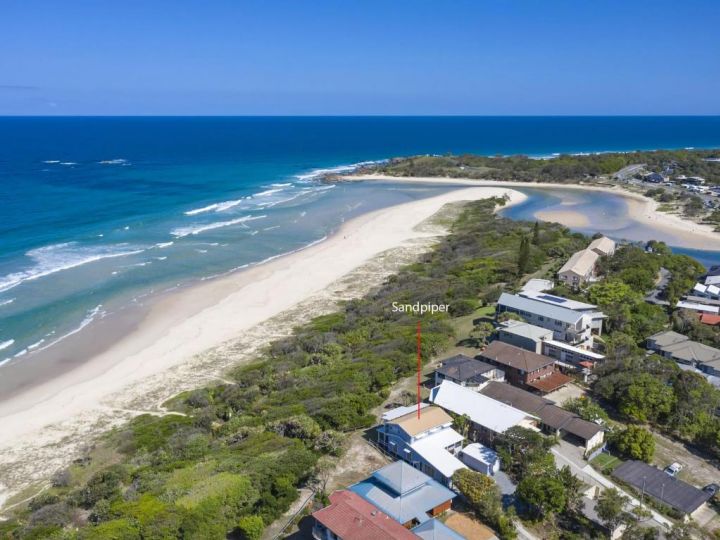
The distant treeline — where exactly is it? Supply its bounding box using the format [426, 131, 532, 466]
[361, 149, 720, 184]
[0, 200, 587, 539]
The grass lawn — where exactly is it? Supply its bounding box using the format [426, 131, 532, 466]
[591, 452, 623, 473]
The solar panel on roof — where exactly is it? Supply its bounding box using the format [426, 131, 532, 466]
[538, 294, 567, 303]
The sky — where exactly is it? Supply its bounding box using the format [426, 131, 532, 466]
[1, 0, 719, 115]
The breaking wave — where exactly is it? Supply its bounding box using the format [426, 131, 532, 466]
[0, 243, 145, 293]
[171, 215, 267, 238]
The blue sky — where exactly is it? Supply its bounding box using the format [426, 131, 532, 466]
[1, 0, 718, 115]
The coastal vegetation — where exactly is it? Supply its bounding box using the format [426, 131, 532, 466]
[362, 149, 720, 184]
[0, 199, 587, 539]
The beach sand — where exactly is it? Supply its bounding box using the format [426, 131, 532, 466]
[0, 186, 525, 511]
[535, 209, 590, 227]
[344, 175, 720, 251]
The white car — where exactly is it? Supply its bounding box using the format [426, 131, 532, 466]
[665, 462, 683, 476]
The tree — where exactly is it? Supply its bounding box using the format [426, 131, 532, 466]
[563, 397, 609, 424]
[558, 465, 583, 513]
[596, 488, 629, 532]
[470, 321, 495, 347]
[532, 221, 540, 245]
[517, 474, 566, 518]
[452, 469, 516, 539]
[588, 280, 639, 307]
[453, 413, 471, 439]
[236, 515, 264, 540]
[612, 426, 655, 462]
[619, 374, 675, 423]
[517, 236, 530, 274]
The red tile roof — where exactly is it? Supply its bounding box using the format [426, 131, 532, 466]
[578, 361, 594, 368]
[313, 490, 418, 540]
[700, 313, 720, 326]
[526, 371, 573, 393]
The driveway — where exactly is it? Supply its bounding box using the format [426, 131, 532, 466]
[551, 442, 673, 530]
[645, 267, 671, 306]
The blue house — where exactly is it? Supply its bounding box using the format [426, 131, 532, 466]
[349, 461, 457, 528]
[377, 404, 467, 485]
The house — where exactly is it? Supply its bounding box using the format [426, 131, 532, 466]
[612, 461, 712, 519]
[377, 405, 466, 485]
[496, 320, 605, 371]
[479, 381, 604, 455]
[496, 293, 601, 347]
[557, 249, 599, 288]
[645, 172, 666, 183]
[411, 519, 466, 540]
[692, 282, 720, 300]
[676, 300, 720, 315]
[496, 320, 553, 354]
[349, 461, 457, 529]
[587, 236, 616, 257]
[434, 354, 504, 389]
[429, 380, 539, 446]
[646, 330, 720, 369]
[700, 313, 720, 326]
[479, 341, 572, 394]
[459, 443, 500, 476]
[312, 490, 418, 540]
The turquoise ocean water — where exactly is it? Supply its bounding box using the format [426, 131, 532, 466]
[1, 116, 720, 367]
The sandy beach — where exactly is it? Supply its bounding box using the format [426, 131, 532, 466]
[0, 185, 525, 511]
[344, 175, 720, 251]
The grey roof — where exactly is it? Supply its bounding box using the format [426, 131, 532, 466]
[481, 341, 555, 372]
[480, 382, 603, 441]
[412, 519, 466, 540]
[499, 321, 553, 341]
[349, 461, 456, 525]
[659, 339, 720, 365]
[647, 331, 689, 348]
[497, 293, 584, 325]
[613, 461, 711, 515]
[436, 354, 494, 382]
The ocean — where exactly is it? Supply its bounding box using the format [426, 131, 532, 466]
[1, 116, 720, 367]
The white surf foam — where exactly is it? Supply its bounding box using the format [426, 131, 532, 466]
[0, 299, 14, 307]
[98, 158, 128, 165]
[171, 215, 267, 238]
[0, 243, 145, 294]
[185, 198, 246, 216]
[42, 160, 60, 164]
[0, 340, 14, 352]
[294, 160, 386, 182]
[154, 242, 174, 249]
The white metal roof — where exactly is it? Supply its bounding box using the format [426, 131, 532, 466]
[410, 428, 467, 479]
[382, 403, 431, 422]
[676, 301, 720, 314]
[429, 380, 535, 434]
[544, 339, 605, 360]
[520, 289, 599, 312]
[460, 442, 498, 466]
[498, 293, 586, 324]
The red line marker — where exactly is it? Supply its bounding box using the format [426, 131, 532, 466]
[417, 320, 421, 419]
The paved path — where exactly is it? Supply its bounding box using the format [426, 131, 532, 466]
[645, 267, 671, 306]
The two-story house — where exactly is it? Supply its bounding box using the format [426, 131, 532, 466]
[479, 340, 572, 394]
[497, 292, 600, 347]
[377, 405, 467, 486]
[434, 354, 504, 389]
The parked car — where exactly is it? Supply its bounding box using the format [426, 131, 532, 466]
[665, 462, 683, 477]
[704, 483, 720, 496]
